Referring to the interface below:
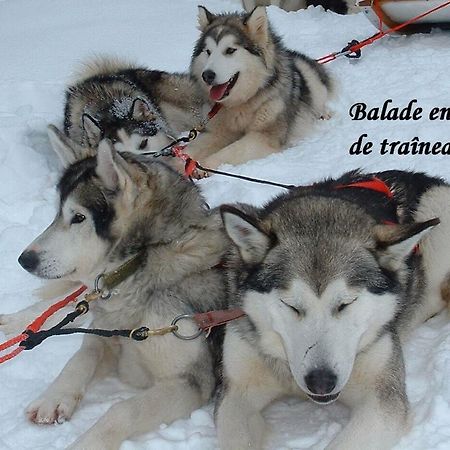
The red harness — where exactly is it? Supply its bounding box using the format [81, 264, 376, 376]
[335, 176, 394, 200]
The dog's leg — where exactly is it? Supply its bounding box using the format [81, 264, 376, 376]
[67, 377, 204, 450]
[26, 335, 104, 424]
[216, 330, 284, 450]
[186, 130, 235, 163]
[216, 383, 280, 450]
[327, 334, 409, 450]
[200, 131, 279, 169]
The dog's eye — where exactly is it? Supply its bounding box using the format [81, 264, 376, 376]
[337, 298, 357, 313]
[205, 49, 211, 56]
[225, 47, 237, 55]
[280, 299, 302, 317]
[71, 213, 86, 225]
[139, 139, 148, 150]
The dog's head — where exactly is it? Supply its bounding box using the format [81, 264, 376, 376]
[221, 198, 438, 404]
[18, 126, 202, 282]
[190, 6, 274, 106]
[81, 97, 171, 153]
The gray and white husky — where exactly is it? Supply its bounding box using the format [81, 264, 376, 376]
[188, 6, 333, 169]
[217, 170, 450, 450]
[64, 57, 204, 154]
[15, 127, 228, 450]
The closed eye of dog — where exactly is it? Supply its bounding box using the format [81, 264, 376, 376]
[139, 139, 148, 150]
[280, 299, 302, 316]
[225, 47, 237, 55]
[337, 297, 357, 313]
[71, 213, 86, 225]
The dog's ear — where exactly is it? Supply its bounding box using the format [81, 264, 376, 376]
[131, 98, 155, 121]
[244, 6, 268, 44]
[47, 124, 92, 168]
[221, 205, 273, 264]
[82, 114, 102, 147]
[373, 218, 440, 270]
[96, 139, 133, 191]
[197, 5, 215, 30]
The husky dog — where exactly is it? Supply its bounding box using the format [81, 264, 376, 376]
[16, 126, 228, 450]
[217, 169, 450, 450]
[65, 57, 204, 154]
[188, 6, 333, 170]
[242, 0, 360, 15]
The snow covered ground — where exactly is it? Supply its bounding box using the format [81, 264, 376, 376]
[0, 0, 449, 449]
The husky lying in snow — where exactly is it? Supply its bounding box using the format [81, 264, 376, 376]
[242, 0, 360, 15]
[188, 6, 333, 170]
[16, 128, 229, 450]
[64, 57, 204, 155]
[217, 170, 450, 450]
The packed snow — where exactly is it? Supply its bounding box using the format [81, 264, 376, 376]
[0, 0, 449, 449]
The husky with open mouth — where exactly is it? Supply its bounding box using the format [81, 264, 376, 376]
[64, 57, 204, 155]
[188, 6, 333, 170]
[216, 169, 450, 450]
[14, 127, 229, 450]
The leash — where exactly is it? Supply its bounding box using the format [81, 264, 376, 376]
[141, 103, 223, 159]
[317, 0, 450, 64]
[0, 249, 245, 362]
[0, 285, 87, 364]
[0, 252, 145, 362]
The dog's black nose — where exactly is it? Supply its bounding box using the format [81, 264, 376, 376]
[202, 70, 216, 85]
[304, 368, 337, 395]
[18, 250, 39, 272]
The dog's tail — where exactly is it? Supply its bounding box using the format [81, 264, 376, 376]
[71, 55, 137, 83]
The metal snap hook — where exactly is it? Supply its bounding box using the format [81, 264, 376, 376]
[171, 314, 203, 340]
[94, 274, 112, 300]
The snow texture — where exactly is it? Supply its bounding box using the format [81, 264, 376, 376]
[0, 0, 449, 449]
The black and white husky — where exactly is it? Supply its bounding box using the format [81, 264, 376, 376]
[188, 6, 333, 169]
[14, 127, 229, 450]
[217, 170, 450, 450]
[64, 57, 204, 154]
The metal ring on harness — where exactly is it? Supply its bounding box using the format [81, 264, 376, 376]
[94, 274, 112, 300]
[170, 314, 203, 340]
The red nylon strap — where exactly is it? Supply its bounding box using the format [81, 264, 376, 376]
[335, 177, 394, 199]
[317, 0, 450, 64]
[184, 159, 198, 178]
[193, 308, 246, 331]
[0, 284, 87, 364]
[207, 103, 222, 120]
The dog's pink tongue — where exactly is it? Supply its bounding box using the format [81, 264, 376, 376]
[209, 82, 228, 101]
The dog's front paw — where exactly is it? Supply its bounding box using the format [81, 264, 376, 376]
[26, 391, 81, 424]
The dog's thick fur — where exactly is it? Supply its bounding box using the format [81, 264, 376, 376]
[242, 0, 360, 15]
[188, 6, 333, 169]
[216, 169, 450, 450]
[64, 57, 204, 154]
[16, 127, 229, 450]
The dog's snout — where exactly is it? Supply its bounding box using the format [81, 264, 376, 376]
[18, 250, 39, 273]
[304, 368, 337, 395]
[202, 70, 216, 85]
